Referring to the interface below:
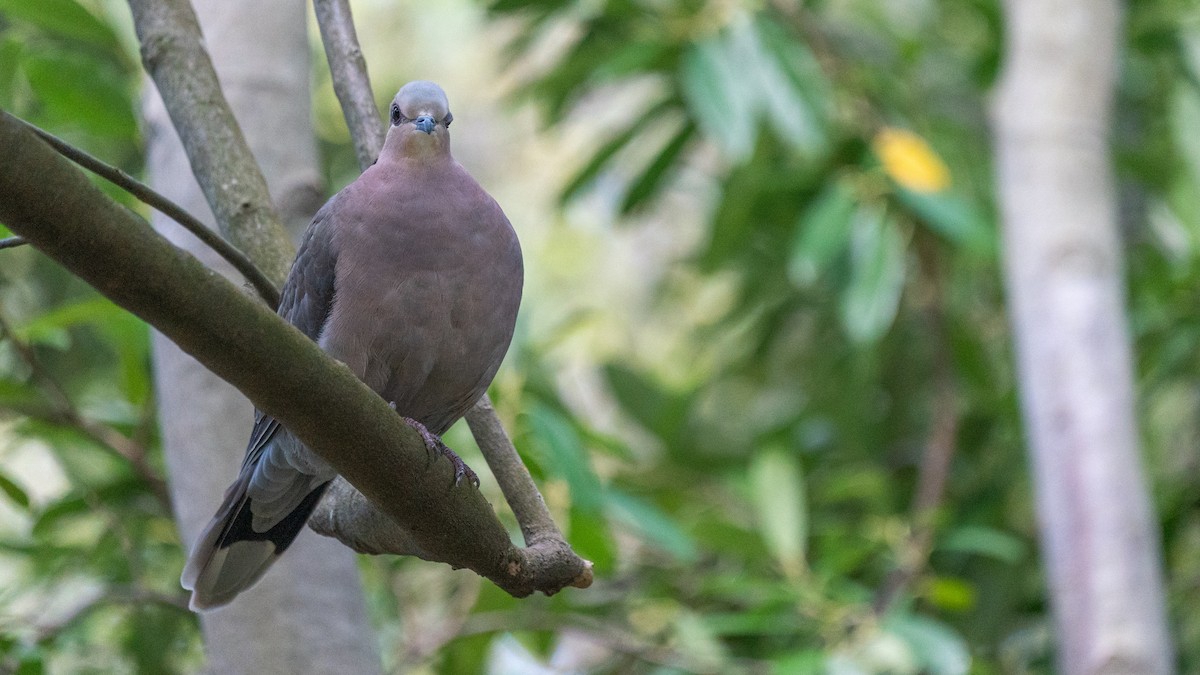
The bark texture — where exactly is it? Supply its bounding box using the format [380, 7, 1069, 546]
[992, 0, 1174, 672]
[127, 0, 294, 282]
[141, 2, 379, 673]
[313, 0, 382, 169]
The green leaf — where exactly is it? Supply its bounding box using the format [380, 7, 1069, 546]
[567, 507, 615, 571]
[925, 576, 977, 612]
[772, 651, 826, 675]
[788, 181, 858, 286]
[595, 40, 671, 80]
[759, 20, 831, 153]
[703, 609, 801, 636]
[525, 403, 603, 510]
[749, 446, 807, 577]
[602, 364, 691, 445]
[731, 18, 824, 155]
[1173, 79, 1200, 187]
[885, 614, 971, 675]
[0, 377, 43, 411]
[0, 36, 23, 109]
[681, 16, 828, 163]
[894, 188, 994, 256]
[22, 50, 137, 139]
[527, 30, 626, 120]
[839, 206, 907, 343]
[680, 37, 757, 161]
[32, 494, 90, 539]
[559, 103, 663, 205]
[619, 121, 694, 214]
[0, 473, 30, 510]
[32, 477, 145, 539]
[14, 296, 124, 346]
[91, 309, 150, 406]
[605, 489, 697, 561]
[672, 611, 729, 668]
[0, 0, 120, 51]
[947, 317, 997, 394]
[14, 652, 44, 675]
[938, 525, 1027, 564]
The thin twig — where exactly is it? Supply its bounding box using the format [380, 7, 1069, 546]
[33, 586, 190, 644]
[0, 308, 173, 512]
[873, 240, 958, 615]
[0, 236, 25, 250]
[313, 0, 384, 168]
[13, 118, 280, 307]
[465, 396, 565, 545]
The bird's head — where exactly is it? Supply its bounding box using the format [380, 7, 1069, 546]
[383, 80, 453, 161]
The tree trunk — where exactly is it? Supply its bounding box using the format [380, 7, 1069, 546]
[992, 0, 1173, 672]
[143, 2, 381, 672]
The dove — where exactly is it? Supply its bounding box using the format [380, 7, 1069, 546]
[181, 81, 523, 611]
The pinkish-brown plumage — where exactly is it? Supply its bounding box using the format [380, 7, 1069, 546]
[183, 81, 522, 610]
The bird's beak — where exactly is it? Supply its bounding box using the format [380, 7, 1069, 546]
[414, 116, 435, 134]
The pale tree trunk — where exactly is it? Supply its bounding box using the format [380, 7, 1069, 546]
[992, 0, 1173, 672]
[144, 1, 382, 672]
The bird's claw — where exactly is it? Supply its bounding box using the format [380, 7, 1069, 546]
[398, 414, 480, 488]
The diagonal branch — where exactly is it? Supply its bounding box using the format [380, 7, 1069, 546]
[11, 118, 279, 307]
[126, 0, 294, 284]
[312, 0, 384, 168]
[0, 111, 589, 597]
[32, 586, 190, 645]
[873, 241, 958, 615]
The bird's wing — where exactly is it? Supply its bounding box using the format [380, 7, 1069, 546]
[239, 202, 340, 471]
[278, 202, 340, 341]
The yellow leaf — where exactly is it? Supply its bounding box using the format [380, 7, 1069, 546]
[872, 127, 951, 193]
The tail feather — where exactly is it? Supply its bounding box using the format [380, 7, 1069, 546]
[182, 472, 330, 611]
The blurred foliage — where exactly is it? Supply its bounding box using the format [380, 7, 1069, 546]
[0, 0, 1197, 673]
[0, 1, 201, 673]
[464, 0, 1199, 672]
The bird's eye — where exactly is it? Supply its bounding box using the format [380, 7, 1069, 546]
[390, 104, 402, 126]
[443, 113, 453, 128]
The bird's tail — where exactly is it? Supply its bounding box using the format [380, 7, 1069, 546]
[181, 468, 330, 611]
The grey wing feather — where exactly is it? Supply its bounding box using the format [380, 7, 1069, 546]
[183, 200, 342, 610]
[239, 203, 340, 471]
[278, 201, 340, 340]
[244, 201, 341, 507]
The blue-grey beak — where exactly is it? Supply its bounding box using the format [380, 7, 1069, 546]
[414, 116, 435, 134]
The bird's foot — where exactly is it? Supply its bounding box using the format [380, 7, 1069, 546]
[398, 414, 480, 488]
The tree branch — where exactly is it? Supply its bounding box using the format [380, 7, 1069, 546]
[312, 0, 384, 168]
[992, 0, 1172, 671]
[309, 0, 590, 584]
[0, 111, 588, 597]
[464, 396, 567, 545]
[32, 586, 190, 645]
[874, 242, 958, 614]
[126, 0, 294, 284]
[13, 117, 279, 307]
